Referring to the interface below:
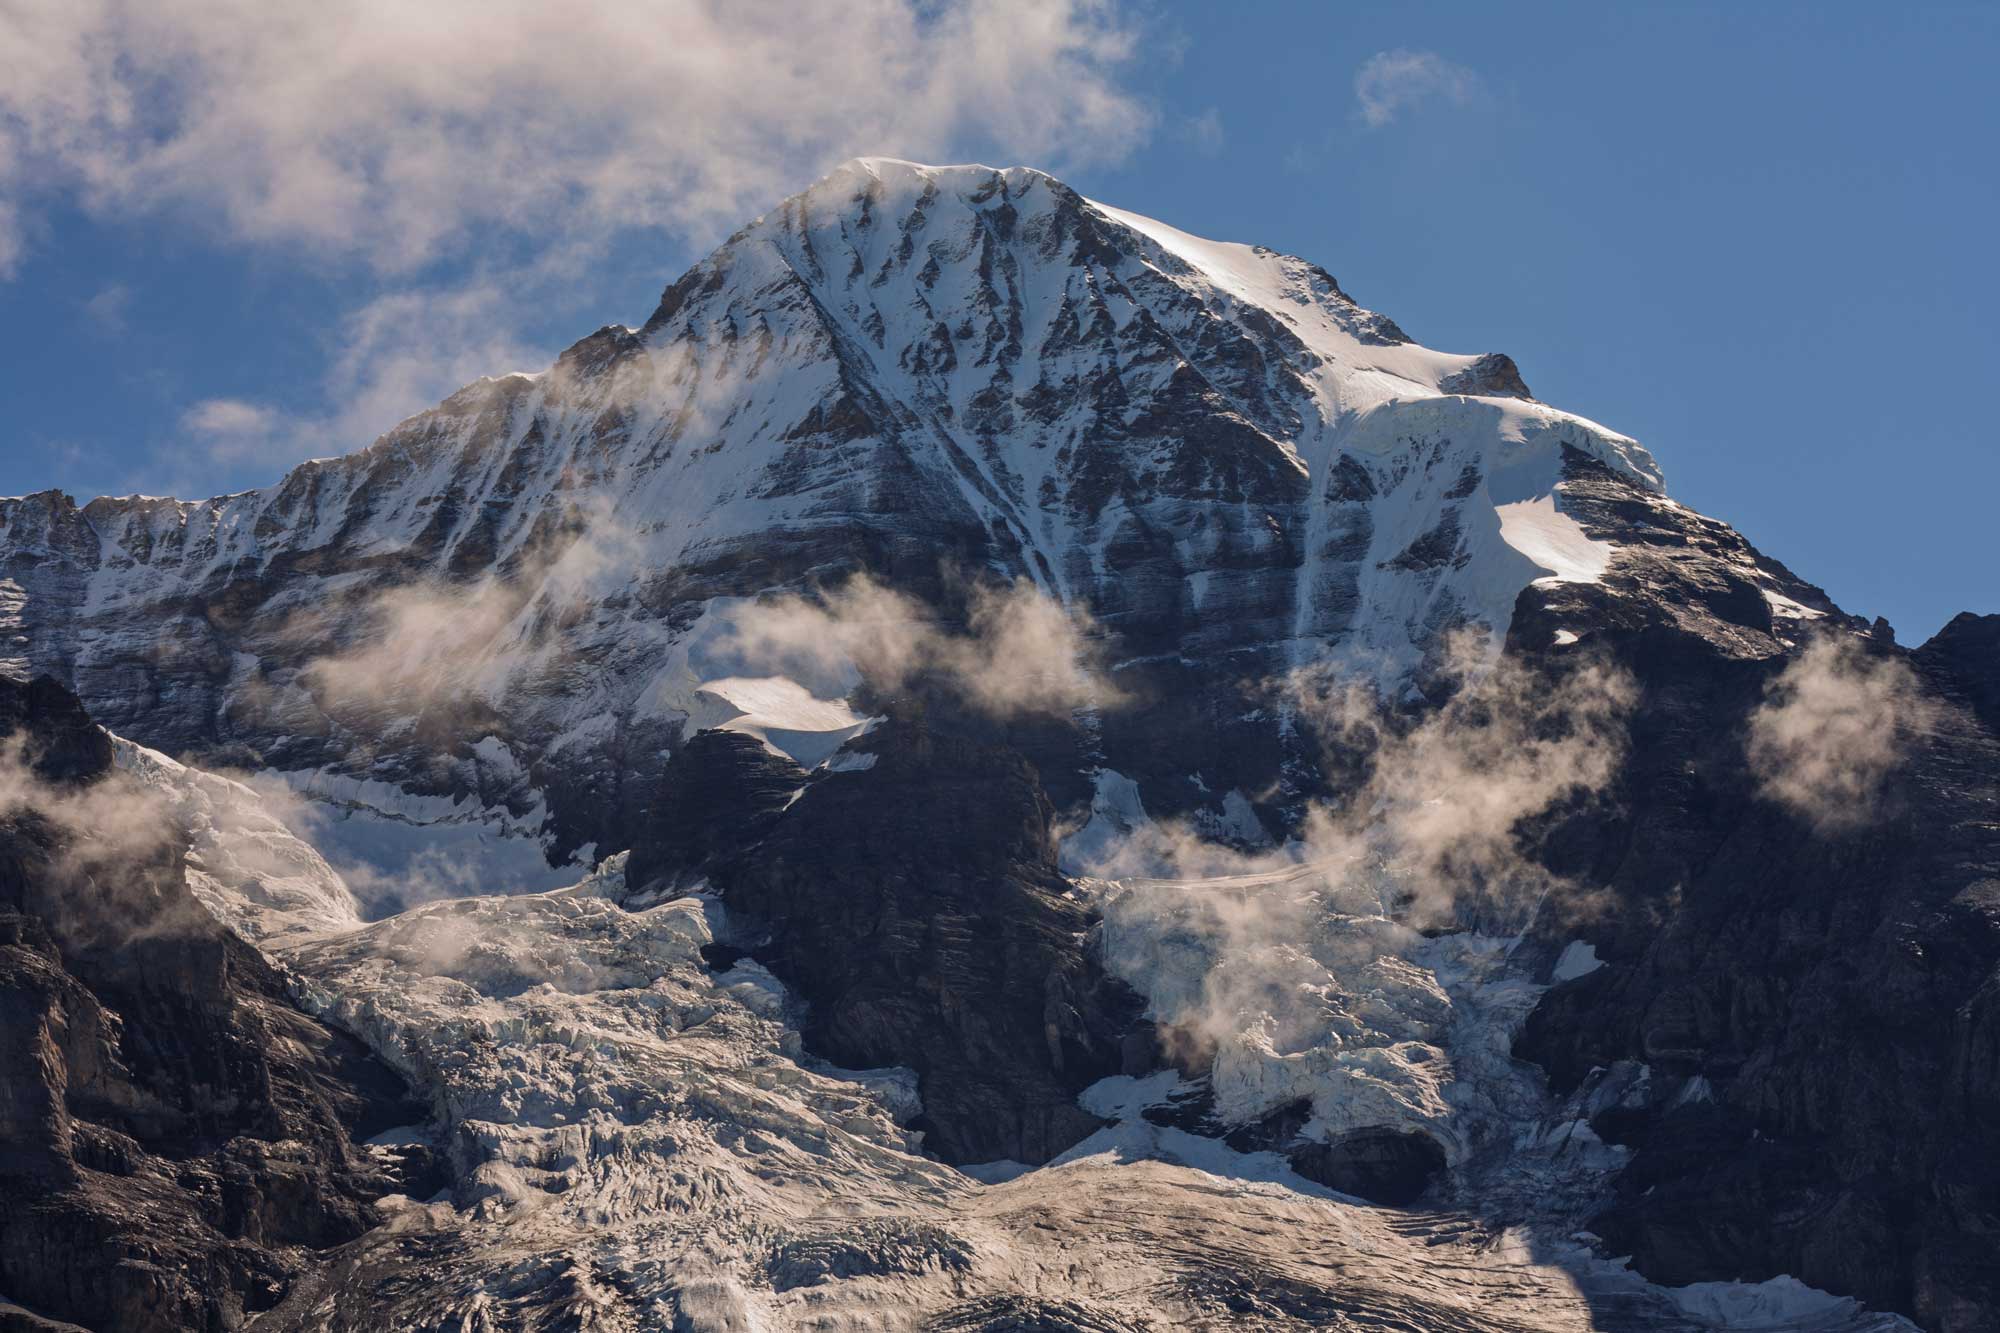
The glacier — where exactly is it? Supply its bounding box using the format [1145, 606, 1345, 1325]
[105, 731, 1916, 1332]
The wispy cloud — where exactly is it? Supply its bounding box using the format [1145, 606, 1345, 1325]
[1353, 49, 1481, 129]
[719, 573, 1125, 719]
[81, 282, 131, 333]
[0, 738, 200, 950]
[1746, 635, 1936, 830]
[1075, 631, 1635, 926]
[1180, 107, 1226, 156]
[0, 200, 21, 277]
[0, 0, 1157, 490]
[1073, 634, 1637, 1091]
[172, 264, 558, 481]
[0, 0, 1152, 279]
[277, 498, 644, 725]
[180, 397, 283, 464]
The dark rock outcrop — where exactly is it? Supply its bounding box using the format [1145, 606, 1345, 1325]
[629, 728, 806, 882]
[1917, 611, 2000, 736]
[0, 675, 434, 1332]
[1439, 352, 1532, 399]
[1506, 461, 2000, 1332]
[1288, 1128, 1448, 1207]
[634, 714, 1151, 1166]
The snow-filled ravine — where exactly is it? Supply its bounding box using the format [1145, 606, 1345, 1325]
[117, 738, 1917, 1331]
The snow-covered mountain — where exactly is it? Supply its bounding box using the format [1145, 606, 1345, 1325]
[0, 158, 1837, 866]
[2, 161, 1994, 1332]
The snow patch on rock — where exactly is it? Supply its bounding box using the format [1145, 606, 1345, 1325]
[1497, 495, 1616, 584]
[256, 764, 590, 914]
[1552, 939, 1604, 982]
[688, 675, 879, 770]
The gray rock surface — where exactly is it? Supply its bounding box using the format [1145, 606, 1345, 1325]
[0, 676, 435, 1331]
[1508, 458, 2000, 1331]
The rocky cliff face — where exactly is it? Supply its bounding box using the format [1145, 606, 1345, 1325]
[0, 675, 434, 1331]
[1502, 458, 2000, 1330]
[635, 718, 1153, 1166]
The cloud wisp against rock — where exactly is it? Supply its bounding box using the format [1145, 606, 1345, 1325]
[274, 500, 643, 732]
[1746, 634, 1936, 830]
[717, 573, 1125, 720]
[1071, 635, 1638, 1095]
[1078, 633, 1635, 922]
[0, 737, 200, 949]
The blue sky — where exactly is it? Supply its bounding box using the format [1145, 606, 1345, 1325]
[2, 1, 1993, 641]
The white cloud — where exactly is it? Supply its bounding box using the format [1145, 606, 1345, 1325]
[1746, 635, 1936, 830]
[313, 276, 549, 454]
[0, 0, 1152, 488]
[718, 573, 1125, 719]
[182, 397, 277, 438]
[1074, 635, 1638, 1085]
[1075, 631, 1635, 927]
[0, 199, 20, 276]
[173, 269, 551, 481]
[0, 0, 1151, 277]
[81, 282, 130, 332]
[0, 0, 1155, 490]
[1353, 49, 1480, 128]
[180, 396, 287, 466]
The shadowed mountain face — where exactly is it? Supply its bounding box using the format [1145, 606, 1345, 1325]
[0, 675, 435, 1332]
[0, 160, 1994, 1330]
[631, 720, 1154, 1167]
[1502, 460, 2000, 1326]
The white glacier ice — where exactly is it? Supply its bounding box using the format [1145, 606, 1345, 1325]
[111, 735, 1920, 1331]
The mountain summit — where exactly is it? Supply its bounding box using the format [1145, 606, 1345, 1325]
[0, 159, 1801, 859]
